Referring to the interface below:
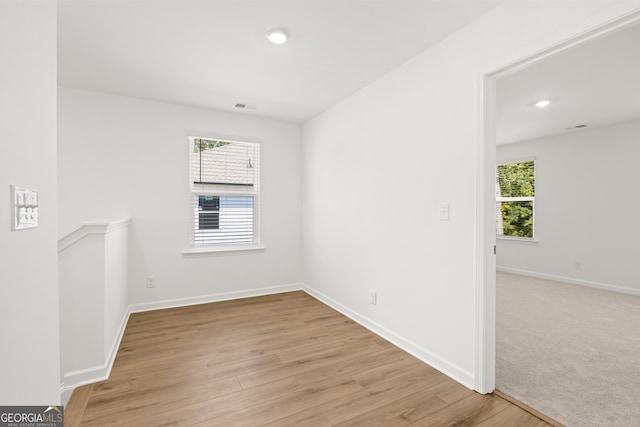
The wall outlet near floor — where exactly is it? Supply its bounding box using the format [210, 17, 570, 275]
[147, 276, 155, 288]
[439, 202, 450, 221]
[370, 290, 377, 305]
[575, 261, 583, 270]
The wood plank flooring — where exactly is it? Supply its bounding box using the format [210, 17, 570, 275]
[66, 291, 554, 426]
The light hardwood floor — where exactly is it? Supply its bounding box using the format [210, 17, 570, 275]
[66, 291, 553, 426]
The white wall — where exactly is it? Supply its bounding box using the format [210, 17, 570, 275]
[0, 1, 60, 405]
[302, 0, 638, 388]
[59, 220, 130, 402]
[103, 222, 129, 360]
[59, 234, 105, 378]
[497, 120, 640, 294]
[58, 88, 303, 306]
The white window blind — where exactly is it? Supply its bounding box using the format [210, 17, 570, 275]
[189, 137, 260, 246]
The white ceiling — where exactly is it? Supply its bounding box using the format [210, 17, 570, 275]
[58, 0, 503, 123]
[496, 22, 640, 145]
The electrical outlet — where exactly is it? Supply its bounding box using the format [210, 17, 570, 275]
[147, 277, 155, 288]
[439, 203, 450, 221]
[575, 261, 583, 271]
[370, 290, 377, 305]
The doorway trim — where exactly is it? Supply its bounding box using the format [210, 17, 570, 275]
[474, 3, 640, 394]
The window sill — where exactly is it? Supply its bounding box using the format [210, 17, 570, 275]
[497, 236, 538, 245]
[182, 244, 266, 257]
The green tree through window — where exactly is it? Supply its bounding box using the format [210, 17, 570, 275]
[496, 161, 535, 238]
[193, 138, 231, 153]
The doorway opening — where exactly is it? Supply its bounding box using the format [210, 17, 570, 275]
[478, 8, 640, 426]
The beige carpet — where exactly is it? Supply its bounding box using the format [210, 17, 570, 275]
[496, 272, 640, 427]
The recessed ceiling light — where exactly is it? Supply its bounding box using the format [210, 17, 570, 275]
[535, 100, 551, 108]
[267, 28, 289, 44]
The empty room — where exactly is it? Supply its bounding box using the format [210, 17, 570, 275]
[494, 21, 640, 427]
[2, 1, 639, 426]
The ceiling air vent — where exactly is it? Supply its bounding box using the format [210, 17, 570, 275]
[234, 103, 258, 110]
[564, 124, 588, 131]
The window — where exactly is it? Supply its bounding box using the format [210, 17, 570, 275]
[189, 137, 260, 246]
[496, 160, 535, 238]
[197, 196, 220, 229]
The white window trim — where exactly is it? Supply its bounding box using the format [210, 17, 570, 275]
[497, 156, 536, 166]
[496, 235, 539, 245]
[496, 196, 533, 203]
[182, 243, 266, 256]
[496, 159, 536, 240]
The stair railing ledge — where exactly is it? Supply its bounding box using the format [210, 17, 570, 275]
[58, 218, 131, 253]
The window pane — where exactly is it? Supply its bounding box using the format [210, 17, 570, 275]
[497, 161, 535, 197]
[194, 196, 254, 245]
[198, 196, 220, 230]
[497, 201, 533, 238]
[191, 139, 257, 194]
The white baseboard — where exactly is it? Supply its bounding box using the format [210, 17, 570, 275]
[302, 284, 475, 390]
[60, 282, 304, 405]
[61, 366, 106, 406]
[497, 266, 640, 296]
[105, 308, 131, 378]
[62, 281, 475, 405]
[129, 283, 304, 313]
[60, 309, 131, 406]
